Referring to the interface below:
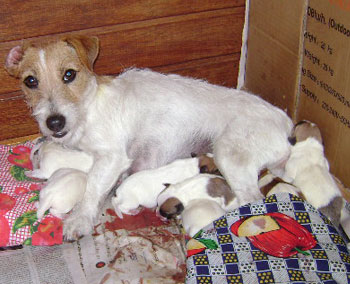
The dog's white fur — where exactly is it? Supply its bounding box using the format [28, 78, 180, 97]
[258, 172, 301, 197]
[283, 121, 344, 227]
[181, 199, 226, 237]
[283, 136, 340, 207]
[28, 140, 93, 179]
[157, 174, 238, 212]
[112, 154, 214, 218]
[5, 36, 293, 239]
[37, 168, 87, 219]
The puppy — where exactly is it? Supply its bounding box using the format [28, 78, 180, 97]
[112, 154, 218, 218]
[283, 120, 344, 227]
[5, 35, 292, 239]
[258, 170, 302, 198]
[37, 168, 87, 219]
[180, 199, 226, 237]
[27, 139, 93, 179]
[157, 174, 234, 236]
[158, 174, 238, 216]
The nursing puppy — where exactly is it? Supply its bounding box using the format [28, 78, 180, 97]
[37, 168, 87, 219]
[283, 120, 344, 227]
[5, 35, 292, 239]
[28, 139, 93, 180]
[112, 154, 218, 218]
[157, 174, 235, 236]
[258, 170, 302, 198]
[179, 199, 226, 237]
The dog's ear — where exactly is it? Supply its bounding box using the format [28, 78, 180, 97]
[5, 45, 25, 77]
[63, 35, 99, 71]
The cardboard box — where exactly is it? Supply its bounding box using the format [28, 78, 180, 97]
[239, 0, 350, 187]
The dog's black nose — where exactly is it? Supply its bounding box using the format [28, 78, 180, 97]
[46, 115, 66, 132]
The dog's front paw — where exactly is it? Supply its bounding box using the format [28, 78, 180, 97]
[63, 212, 94, 240]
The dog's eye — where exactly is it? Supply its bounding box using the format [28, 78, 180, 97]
[63, 69, 77, 84]
[23, 76, 39, 89]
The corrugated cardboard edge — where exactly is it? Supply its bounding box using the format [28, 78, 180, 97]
[293, 0, 310, 121]
[237, 0, 250, 90]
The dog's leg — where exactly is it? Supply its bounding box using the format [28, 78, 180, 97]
[213, 136, 263, 207]
[63, 153, 132, 240]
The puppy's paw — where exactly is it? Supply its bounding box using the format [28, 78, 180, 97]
[63, 212, 93, 240]
[25, 169, 47, 180]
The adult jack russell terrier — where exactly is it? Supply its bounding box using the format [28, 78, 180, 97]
[5, 35, 292, 239]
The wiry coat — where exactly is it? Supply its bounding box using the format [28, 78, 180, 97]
[5, 36, 293, 239]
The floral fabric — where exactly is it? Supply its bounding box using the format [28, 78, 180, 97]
[0, 142, 62, 247]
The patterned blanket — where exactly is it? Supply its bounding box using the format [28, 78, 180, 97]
[2, 142, 350, 284]
[186, 193, 350, 284]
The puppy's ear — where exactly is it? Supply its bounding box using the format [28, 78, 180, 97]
[5, 45, 25, 77]
[63, 35, 99, 71]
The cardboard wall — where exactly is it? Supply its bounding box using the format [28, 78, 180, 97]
[242, 0, 350, 187]
[298, 0, 350, 187]
[243, 0, 307, 118]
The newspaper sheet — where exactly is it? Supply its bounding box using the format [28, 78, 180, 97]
[0, 208, 186, 284]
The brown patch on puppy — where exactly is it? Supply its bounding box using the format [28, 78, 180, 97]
[207, 177, 235, 205]
[159, 197, 184, 219]
[198, 155, 221, 175]
[319, 196, 343, 228]
[290, 120, 323, 144]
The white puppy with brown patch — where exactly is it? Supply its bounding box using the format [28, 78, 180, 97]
[283, 120, 344, 227]
[157, 174, 234, 236]
[28, 139, 93, 180]
[112, 154, 218, 218]
[37, 168, 87, 219]
[179, 199, 226, 237]
[5, 36, 292, 239]
[258, 170, 302, 197]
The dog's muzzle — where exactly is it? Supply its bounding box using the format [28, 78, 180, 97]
[46, 114, 67, 138]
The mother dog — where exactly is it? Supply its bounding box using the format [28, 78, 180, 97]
[5, 36, 292, 239]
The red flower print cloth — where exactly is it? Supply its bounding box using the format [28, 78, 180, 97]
[0, 142, 63, 246]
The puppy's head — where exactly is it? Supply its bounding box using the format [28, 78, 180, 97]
[157, 183, 185, 219]
[159, 197, 184, 219]
[5, 35, 99, 143]
[198, 153, 221, 175]
[288, 120, 322, 145]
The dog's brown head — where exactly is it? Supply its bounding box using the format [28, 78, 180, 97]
[288, 120, 322, 145]
[159, 197, 184, 219]
[5, 35, 99, 141]
[198, 154, 221, 175]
